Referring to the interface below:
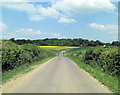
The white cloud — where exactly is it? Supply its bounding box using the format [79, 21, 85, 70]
[90, 23, 118, 34]
[29, 15, 44, 21]
[29, 5, 60, 21]
[1, 0, 116, 21]
[2, 2, 36, 12]
[3, 33, 16, 38]
[58, 17, 76, 23]
[52, 33, 61, 37]
[2, 2, 59, 21]
[1, 0, 27, 2]
[53, 0, 116, 14]
[0, 0, 54, 2]
[37, 5, 59, 18]
[16, 28, 43, 35]
[90, 23, 105, 30]
[16, 28, 63, 38]
[0, 22, 7, 32]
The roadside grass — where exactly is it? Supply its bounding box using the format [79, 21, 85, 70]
[39, 46, 79, 51]
[2, 46, 75, 84]
[31, 56, 55, 66]
[2, 56, 55, 84]
[65, 55, 118, 94]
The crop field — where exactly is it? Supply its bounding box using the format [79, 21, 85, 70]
[39, 46, 80, 50]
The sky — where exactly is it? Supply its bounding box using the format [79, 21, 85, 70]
[0, 0, 119, 43]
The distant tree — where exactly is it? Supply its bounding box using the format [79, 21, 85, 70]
[9, 38, 15, 42]
[105, 43, 111, 46]
[95, 40, 103, 46]
[9, 38, 112, 46]
[44, 38, 49, 42]
[15, 39, 26, 45]
[112, 41, 120, 46]
[26, 39, 31, 44]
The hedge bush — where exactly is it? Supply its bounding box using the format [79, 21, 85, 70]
[65, 46, 120, 77]
[2, 40, 56, 72]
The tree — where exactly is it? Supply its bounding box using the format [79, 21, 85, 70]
[112, 41, 120, 46]
[10, 38, 15, 42]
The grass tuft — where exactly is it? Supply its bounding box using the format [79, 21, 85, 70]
[2, 56, 55, 84]
[65, 55, 118, 93]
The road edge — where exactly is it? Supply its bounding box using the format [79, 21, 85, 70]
[2, 57, 57, 93]
[65, 56, 113, 93]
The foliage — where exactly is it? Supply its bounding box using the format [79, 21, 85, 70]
[65, 46, 119, 93]
[65, 46, 119, 77]
[2, 56, 55, 83]
[9, 38, 120, 46]
[2, 40, 57, 72]
[9, 38, 111, 46]
[65, 55, 118, 93]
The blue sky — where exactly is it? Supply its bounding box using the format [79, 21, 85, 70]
[1, 0, 118, 43]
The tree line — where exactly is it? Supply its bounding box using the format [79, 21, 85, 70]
[9, 38, 120, 46]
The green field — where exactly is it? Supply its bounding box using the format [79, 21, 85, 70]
[39, 46, 79, 50]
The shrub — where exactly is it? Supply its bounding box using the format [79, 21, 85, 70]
[65, 46, 119, 77]
[2, 41, 57, 72]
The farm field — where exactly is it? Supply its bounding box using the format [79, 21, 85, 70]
[39, 46, 80, 50]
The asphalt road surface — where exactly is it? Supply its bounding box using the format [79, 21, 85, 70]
[5, 50, 110, 93]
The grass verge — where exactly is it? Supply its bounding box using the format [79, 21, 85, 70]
[65, 55, 118, 94]
[2, 56, 56, 84]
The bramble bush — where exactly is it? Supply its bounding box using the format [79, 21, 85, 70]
[83, 46, 119, 77]
[2, 40, 56, 72]
[65, 46, 120, 77]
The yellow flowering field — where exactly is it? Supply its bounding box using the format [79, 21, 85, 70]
[39, 46, 80, 50]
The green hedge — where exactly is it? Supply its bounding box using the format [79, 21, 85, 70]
[2, 40, 56, 72]
[83, 46, 119, 77]
[65, 46, 120, 77]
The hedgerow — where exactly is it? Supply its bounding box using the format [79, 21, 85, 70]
[2, 40, 56, 72]
[65, 46, 120, 77]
